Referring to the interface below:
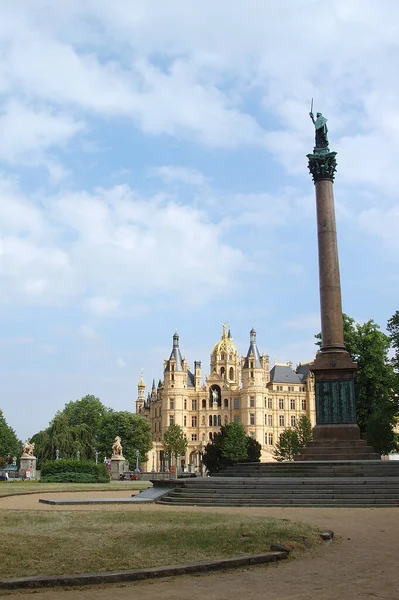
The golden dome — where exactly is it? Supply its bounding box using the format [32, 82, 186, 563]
[212, 324, 238, 357]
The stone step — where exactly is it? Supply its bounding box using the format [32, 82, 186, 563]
[167, 491, 399, 499]
[171, 486, 399, 494]
[158, 497, 399, 507]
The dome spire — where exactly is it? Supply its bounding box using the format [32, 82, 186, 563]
[138, 369, 145, 389]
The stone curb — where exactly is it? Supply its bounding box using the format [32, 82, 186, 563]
[0, 552, 287, 590]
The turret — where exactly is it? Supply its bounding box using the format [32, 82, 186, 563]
[136, 370, 146, 413]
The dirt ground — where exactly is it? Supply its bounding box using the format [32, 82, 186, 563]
[1, 492, 398, 599]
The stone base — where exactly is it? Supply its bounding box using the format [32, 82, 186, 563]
[19, 456, 37, 479]
[294, 424, 380, 461]
[110, 456, 128, 480]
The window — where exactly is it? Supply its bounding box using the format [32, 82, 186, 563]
[268, 433, 273, 445]
[169, 415, 175, 426]
[201, 415, 205, 426]
[169, 399, 174, 410]
[224, 415, 228, 425]
[268, 398, 273, 409]
[224, 398, 229, 408]
[250, 370, 254, 378]
[233, 415, 240, 423]
[191, 416, 197, 427]
[268, 415, 273, 427]
[202, 399, 206, 408]
[184, 399, 187, 410]
[277, 385, 283, 391]
[279, 415, 285, 427]
[250, 360, 254, 369]
[217, 415, 221, 426]
[234, 398, 240, 409]
[209, 415, 213, 427]
[213, 415, 217, 427]
[171, 373, 174, 381]
[221, 353, 225, 360]
[302, 399, 307, 410]
[220, 367, 225, 377]
[171, 364, 175, 372]
[278, 399, 284, 410]
[192, 399, 197, 410]
[229, 367, 234, 380]
[183, 416, 187, 427]
[191, 433, 197, 441]
[290, 399, 295, 410]
[264, 414, 267, 425]
[291, 415, 296, 427]
[209, 432, 213, 440]
[249, 396, 255, 408]
[250, 413, 255, 425]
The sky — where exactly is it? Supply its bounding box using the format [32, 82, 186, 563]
[1, 0, 398, 441]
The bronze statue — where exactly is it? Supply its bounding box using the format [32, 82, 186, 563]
[309, 107, 329, 149]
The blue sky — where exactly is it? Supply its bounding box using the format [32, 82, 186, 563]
[0, 0, 398, 440]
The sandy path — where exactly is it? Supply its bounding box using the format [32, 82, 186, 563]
[1, 493, 398, 599]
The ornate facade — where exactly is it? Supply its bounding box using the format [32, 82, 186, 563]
[137, 325, 315, 471]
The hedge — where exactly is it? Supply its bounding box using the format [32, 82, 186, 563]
[40, 459, 110, 483]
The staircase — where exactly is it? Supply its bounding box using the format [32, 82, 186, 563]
[156, 461, 399, 507]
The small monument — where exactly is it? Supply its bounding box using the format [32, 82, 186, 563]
[110, 436, 127, 480]
[20, 439, 37, 479]
[296, 104, 379, 460]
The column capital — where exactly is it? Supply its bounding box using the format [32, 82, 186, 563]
[307, 150, 337, 183]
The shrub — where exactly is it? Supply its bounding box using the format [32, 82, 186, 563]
[40, 459, 109, 483]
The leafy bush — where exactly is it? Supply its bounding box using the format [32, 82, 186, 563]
[40, 459, 109, 483]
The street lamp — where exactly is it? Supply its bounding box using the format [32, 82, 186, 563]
[135, 449, 140, 472]
[177, 454, 180, 477]
[95, 450, 99, 465]
[152, 451, 155, 473]
[55, 449, 59, 460]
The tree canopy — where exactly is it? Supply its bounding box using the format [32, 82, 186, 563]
[97, 411, 152, 466]
[202, 422, 260, 474]
[0, 409, 20, 465]
[273, 415, 313, 462]
[162, 424, 188, 464]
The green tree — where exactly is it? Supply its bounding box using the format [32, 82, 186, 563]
[0, 409, 20, 464]
[273, 429, 300, 462]
[62, 395, 110, 443]
[295, 415, 313, 447]
[202, 423, 254, 474]
[387, 310, 399, 372]
[97, 411, 152, 467]
[316, 314, 399, 454]
[163, 424, 188, 467]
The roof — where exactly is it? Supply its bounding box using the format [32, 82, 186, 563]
[212, 324, 238, 357]
[187, 370, 195, 387]
[243, 327, 262, 369]
[296, 362, 312, 381]
[164, 332, 184, 372]
[269, 365, 303, 384]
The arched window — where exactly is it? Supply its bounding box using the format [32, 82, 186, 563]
[209, 415, 213, 427]
[224, 398, 229, 408]
[229, 367, 234, 380]
[221, 353, 225, 360]
[217, 415, 221, 426]
[202, 399, 206, 408]
[213, 415, 217, 427]
[209, 432, 213, 440]
[220, 367, 225, 377]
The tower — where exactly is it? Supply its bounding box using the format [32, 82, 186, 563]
[136, 370, 146, 414]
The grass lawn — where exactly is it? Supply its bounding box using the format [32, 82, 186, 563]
[0, 509, 321, 578]
[0, 481, 150, 497]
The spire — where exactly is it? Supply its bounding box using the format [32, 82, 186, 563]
[228, 322, 232, 339]
[152, 378, 156, 391]
[222, 323, 227, 339]
[138, 369, 145, 389]
[244, 325, 262, 368]
[165, 331, 184, 372]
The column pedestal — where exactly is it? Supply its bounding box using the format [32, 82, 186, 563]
[110, 456, 128, 480]
[19, 456, 37, 479]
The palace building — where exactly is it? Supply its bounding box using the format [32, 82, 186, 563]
[137, 325, 315, 471]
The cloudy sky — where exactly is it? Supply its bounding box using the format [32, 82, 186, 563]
[1, 0, 398, 440]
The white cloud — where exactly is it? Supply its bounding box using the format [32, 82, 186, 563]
[0, 177, 247, 311]
[150, 165, 208, 187]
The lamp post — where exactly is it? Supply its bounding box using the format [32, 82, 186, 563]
[95, 450, 99, 465]
[152, 451, 155, 473]
[56, 449, 59, 460]
[177, 454, 180, 477]
[135, 449, 140, 472]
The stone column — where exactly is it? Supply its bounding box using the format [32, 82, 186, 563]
[297, 144, 378, 459]
[110, 456, 126, 480]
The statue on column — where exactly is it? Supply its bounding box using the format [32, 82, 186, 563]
[309, 110, 329, 149]
[112, 436, 123, 457]
[21, 439, 35, 457]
